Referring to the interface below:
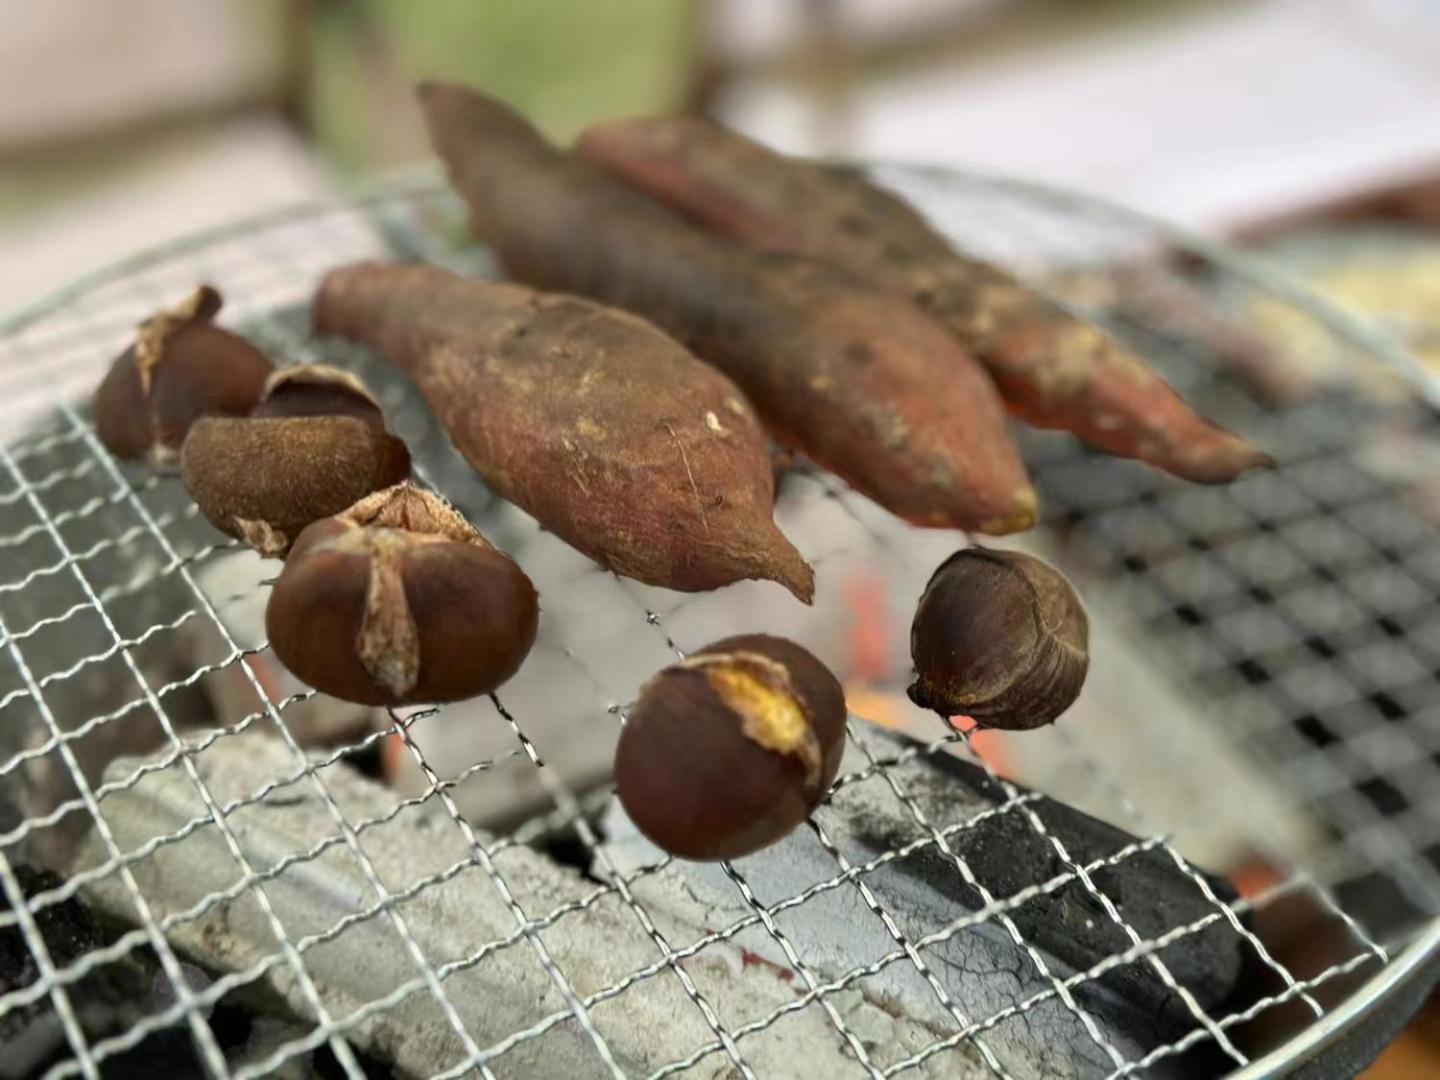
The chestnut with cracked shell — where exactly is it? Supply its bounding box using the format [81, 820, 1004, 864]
[181, 363, 410, 557]
[265, 483, 538, 705]
[615, 634, 846, 860]
[94, 285, 273, 465]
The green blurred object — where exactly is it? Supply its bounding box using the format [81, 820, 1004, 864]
[309, 0, 693, 172]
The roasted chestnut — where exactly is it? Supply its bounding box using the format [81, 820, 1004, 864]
[181, 364, 410, 557]
[615, 634, 846, 860]
[265, 483, 539, 705]
[908, 547, 1088, 730]
[94, 285, 273, 464]
[248, 363, 386, 425]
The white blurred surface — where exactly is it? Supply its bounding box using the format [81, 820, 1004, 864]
[722, 0, 1440, 229]
[0, 119, 334, 315]
[0, 0, 272, 147]
[706, 0, 1003, 59]
[0, 0, 327, 318]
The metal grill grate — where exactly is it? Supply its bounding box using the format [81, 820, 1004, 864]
[0, 167, 1435, 1079]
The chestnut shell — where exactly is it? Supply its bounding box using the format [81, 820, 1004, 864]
[266, 488, 539, 705]
[94, 288, 273, 463]
[181, 414, 411, 557]
[908, 547, 1088, 730]
[249, 363, 387, 426]
[615, 633, 846, 861]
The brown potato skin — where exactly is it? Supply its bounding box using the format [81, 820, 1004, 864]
[314, 262, 813, 599]
[181, 415, 411, 556]
[267, 514, 538, 705]
[417, 82, 1035, 534]
[578, 116, 1270, 484]
[615, 633, 846, 861]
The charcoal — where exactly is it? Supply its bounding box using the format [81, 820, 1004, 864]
[0, 864, 206, 1078]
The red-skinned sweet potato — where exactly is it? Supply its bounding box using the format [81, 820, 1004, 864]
[313, 262, 813, 600]
[418, 81, 1036, 535]
[578, 115, 1270, 484]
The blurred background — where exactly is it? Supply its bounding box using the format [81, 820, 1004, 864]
[3, 0, 1440, 332]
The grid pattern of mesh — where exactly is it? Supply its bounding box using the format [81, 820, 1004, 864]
[0, 169, 1431, 1078]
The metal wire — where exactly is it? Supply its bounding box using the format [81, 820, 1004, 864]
[1, 171, 1435, 1078]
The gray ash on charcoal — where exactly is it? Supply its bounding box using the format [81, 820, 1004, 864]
[1021, 311, 1440, 956]
[0, 422, 223, 873]
[853, 737, 1255, 1056]
[1, 864, 385, 1078]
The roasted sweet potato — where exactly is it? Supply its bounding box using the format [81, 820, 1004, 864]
[314, 263, 813, 600]
[419, 81, 1036, 535]
[579, 115, 1270, 483]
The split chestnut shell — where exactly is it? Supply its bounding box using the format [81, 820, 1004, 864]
[181, 364, 410, 557]
[615, 634, 846, 860]
[265, 484, 538, 706]
[94, 285, 273, 464]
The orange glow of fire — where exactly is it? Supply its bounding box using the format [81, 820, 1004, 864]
[839, 567, 1013, 779]
[844, 684, 910, 730]
[950, 715, 1012, 777]
[843, 572, 893, 682]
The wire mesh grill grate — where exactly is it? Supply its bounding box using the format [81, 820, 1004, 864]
[0, 168, 1434, 1078]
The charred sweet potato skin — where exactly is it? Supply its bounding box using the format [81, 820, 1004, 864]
[418, 81, 1035, 535]
[314, 263, 813, 599]
[665, 253, 1036, 531]
[579, 116, 1269, 484]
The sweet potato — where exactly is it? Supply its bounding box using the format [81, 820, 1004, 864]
[418, 81, 1036, 535]
[578, 115, 1271, 483]
[313, 262, 814, 601]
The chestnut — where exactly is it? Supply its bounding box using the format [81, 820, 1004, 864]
[181, 364, 411, 557]
[908, 547, 1088, 730]
[265, 483, 539, 705]
[93, 285, 274, 464]
[248, 363, 386, 426]
[614, 634, 846, 861]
